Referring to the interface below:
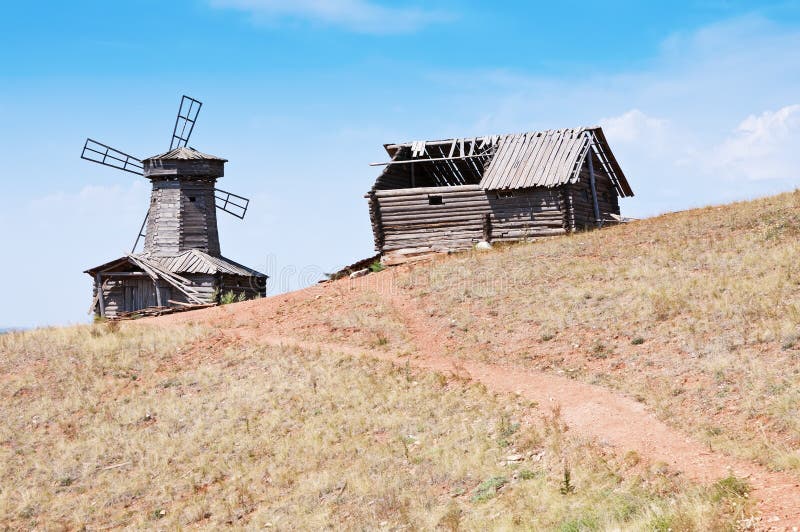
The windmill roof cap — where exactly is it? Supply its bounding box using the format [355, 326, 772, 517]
[143, 146, 227, 162]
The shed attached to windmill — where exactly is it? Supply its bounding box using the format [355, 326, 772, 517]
[85, 249, 266, 317]
[366, 127, 633, 264]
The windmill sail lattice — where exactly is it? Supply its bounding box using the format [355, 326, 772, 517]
[214, 188, 249, 219]
[170, 95, 202, 150]
[81, 139, 144, 175]
[80, 95, 251, 252]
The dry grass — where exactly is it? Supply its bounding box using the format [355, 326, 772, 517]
[0, 323, 745, 529]
[401, 189, 800, 473]
[262, 287, 412, 351]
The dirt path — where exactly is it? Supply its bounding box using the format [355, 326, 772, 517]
[154, 273, 800, 527]
[381, 289, 800, 526]
[242, 328, 799, 527]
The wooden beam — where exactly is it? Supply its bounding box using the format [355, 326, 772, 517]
[154, 281, 162, 307]
[369, 154, 490, 167]
[586, 142, 602, 228]
[95, 274, 106, 318]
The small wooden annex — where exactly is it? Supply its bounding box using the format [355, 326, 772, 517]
[366, 127, 633, 264]
[85, 250, 266, 318]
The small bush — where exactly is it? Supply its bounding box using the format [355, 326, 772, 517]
[631, 336, 645, 345]
[712, 475, 750, 501]
[370, 260, 385, 273]
[498, 415, 520, 439]
[590, 340, 611, 359]
[471, 476, 507, 502]
[560, 461, 575, 495]
[374, 332, 389, 346]
[220, 291, 237, 305]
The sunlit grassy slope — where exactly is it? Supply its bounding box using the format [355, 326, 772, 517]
[0, 324, 746, 529]
[389, 189, 800, 473]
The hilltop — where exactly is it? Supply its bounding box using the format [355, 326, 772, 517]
[3, 190, 800, 529]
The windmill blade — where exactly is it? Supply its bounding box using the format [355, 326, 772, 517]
[81, 138, 144, 175]
[214, 188, 249, 219]
[170, 95, 202, 150]
[132, 212, 149, 253]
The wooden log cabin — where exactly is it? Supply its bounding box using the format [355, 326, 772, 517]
[366, 127, 633, 264]
[85, 147, 267, 318]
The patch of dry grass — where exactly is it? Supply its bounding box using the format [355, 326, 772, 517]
[267, 286, 412, 350]
[0, 323, 744, 529]
[404, 189, 800, 473]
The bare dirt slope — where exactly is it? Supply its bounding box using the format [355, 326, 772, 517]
[160, 190, 800, 527]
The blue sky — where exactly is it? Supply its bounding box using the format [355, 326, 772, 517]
[1, 1, 799, 328]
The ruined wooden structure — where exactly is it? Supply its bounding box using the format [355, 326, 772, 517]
[366, 127, 633, 264]
[82, 96, 266, 318]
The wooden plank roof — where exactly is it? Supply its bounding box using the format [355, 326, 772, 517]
[379, 127, 633, 197]
[85, 249, 266, 278]
[143, 147, 227, 162]
[155, 249, 266, 277]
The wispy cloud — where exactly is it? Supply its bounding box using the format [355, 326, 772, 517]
[705, 104, 800, 180]
[209, 0, 448, 34]
[599, 109, 670, 150]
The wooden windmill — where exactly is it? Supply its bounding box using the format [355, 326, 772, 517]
[82, 95, 267, 318]
[81, 95, 249, 255]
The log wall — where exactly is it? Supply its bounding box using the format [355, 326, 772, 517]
[144, 179, 220, 257]
[98, 277, 170, 317]
[216, 273, 267, 300]
[371, 185, 567, 254]
[96, 273, 243, 317]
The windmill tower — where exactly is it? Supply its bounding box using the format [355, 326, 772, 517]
[141, 147, 226, 257]
[82, 95, 267, 318]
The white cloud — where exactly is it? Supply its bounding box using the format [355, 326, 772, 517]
[209, 0, 447, 34]
[599, 109, 667, 144]
[706, 104, 800, 180]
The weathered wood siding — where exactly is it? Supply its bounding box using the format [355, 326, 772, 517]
[144, 179, 220, 256]
[144, 159, 225, 178]
[95, 271, 267, 317]
[144, 182, 180, 255]
[371, 185, 566, 253]
[217, 274, 266, 300]
[180, 181, 220, 255]
[564, 151, 621, 230]
[98, 277, 168, 317]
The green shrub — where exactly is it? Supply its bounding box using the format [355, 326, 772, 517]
[220, 291, 237, 305]
[471, 476, 507, 502]
[711, 475, 750, 501]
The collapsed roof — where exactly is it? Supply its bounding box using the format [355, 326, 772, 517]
[85, 249, 266, 278]
[372, 127, 633, 197]
[85, 250, 267, 306]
